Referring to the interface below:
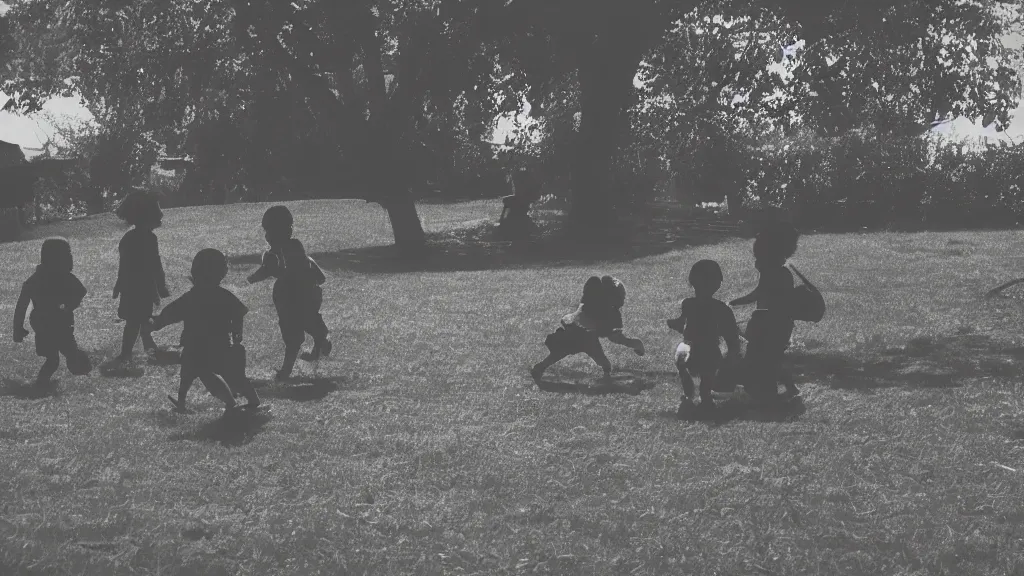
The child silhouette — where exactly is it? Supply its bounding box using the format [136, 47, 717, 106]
[150, 249, 261, 415]
[667, 259, 741, 416]
[532, 275, 645, 381]
[248, 206, 331, 380]
[112, 191, 169, 364]
[730, 221, 800, 402]
[13, 238, 92, 385]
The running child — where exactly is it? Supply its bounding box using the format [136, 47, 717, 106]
[13, 238, 92, 385]
[667, 259, 741, 416]
[729, 221, 801, 402]
[112, 191, 169, 363]
[531, 275, 645, 381]
[247, 205, 331, 380]
[149, 249, 261, 415]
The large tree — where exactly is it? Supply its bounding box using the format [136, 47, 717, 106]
[2, 0, 500, 254]
[491, 0, 1022, 236]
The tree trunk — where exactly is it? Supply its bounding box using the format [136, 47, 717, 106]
[383, 192, 426, 257]
[569, 50, 637, 240]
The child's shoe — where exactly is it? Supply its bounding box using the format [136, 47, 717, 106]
[677, 397, 695, 417]
[633, 340, 646, 356]
[275, 368, 293, 382]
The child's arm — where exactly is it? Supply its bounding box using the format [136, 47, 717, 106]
[729, 286, 758, 307]
[309, 257, 326, 286]
[13, 281, 31, 342]
[149, 295, 187, 331]
[113, 242, 125, 299]
[68, 275, 87, 311]
[721, 305, 742, 358]
[247, 252, 277, 284]
[230, 296, 248, 344]
[152, 236, 170, 298]
[666, 299, 689, 333]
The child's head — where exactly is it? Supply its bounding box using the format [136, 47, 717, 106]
[261, 205, 294, 246]
[752, 221, 799, 270]
[601, 276, 626, 309]
[115, 190, 163, 229]
[688, 259, 722, 296]
[40, 237, 73, 273]
[190, 248, 228, 287]
[581, 276, 605, 307]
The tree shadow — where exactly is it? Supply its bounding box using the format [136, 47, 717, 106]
[535, 370, 658, 396]
[786, 333, 1024, 392]
[169, 409, 272, 447]
[251, 375, 355, 402]
[224, 207, 745, 274]
[98, 359, 146, 379]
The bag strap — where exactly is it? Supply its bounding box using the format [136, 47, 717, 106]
[788, 264, 819, 292]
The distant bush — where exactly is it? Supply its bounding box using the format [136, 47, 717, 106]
[676, 128, 1024, 231]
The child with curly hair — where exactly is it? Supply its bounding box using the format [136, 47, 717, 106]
[13, 238, 92, 385]
[150, 249, 261, 415]
[531, 275, 645, 381]
[729, 221, 801, 402]
[667, 259, 741, 416]
[112, 191, 169, 363]
[248, 205, 331, 380]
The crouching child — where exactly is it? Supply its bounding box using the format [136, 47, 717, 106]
[532, 275, 645, 381]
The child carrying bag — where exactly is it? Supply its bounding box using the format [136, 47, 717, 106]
[788, 264, 825, 323]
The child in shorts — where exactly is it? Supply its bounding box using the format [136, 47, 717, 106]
[531, 275, 645, 380]
[667, 259, 741, 415]
[112, 191, 169, 363]
[13, 238, 92, 384]
[729, 221, 801, 402]
[150, 249, 261, 415]
[247, 206, 331, 380]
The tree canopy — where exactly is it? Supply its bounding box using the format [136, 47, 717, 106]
[1, 0, 1021, 244]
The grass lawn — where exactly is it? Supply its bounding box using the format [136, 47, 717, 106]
[4, 199, 1024, 575]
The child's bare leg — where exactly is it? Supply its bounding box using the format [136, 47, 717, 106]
[698, 369, 718, 406]
[278, 345, 300, 379]
[197, 373, 237, 408]
[177, 369, 195, 405]
[585, 343, 612, 377]
[119, 321, 141, 359]
[606, 331, 645, 356]
[36, 355, 59, 385]
[532, 352, 568, 380]
[228, 376, 261, 408]
[140, 324, 157, 353]
[675, 357, 696, 400]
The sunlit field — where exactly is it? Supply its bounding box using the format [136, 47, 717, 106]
[3, 199, 1024, 575]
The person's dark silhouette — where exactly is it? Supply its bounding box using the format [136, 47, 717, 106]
[532, 275, 645, 381]
[13, 238, 92, 384]
[667, 259, 741, 417]
[112, 191, 169, 364]
[150, 249, 261, 416]
[247, 206, 331, 380]
[730, 221, 801, 403]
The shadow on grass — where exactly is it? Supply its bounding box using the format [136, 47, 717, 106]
[0, 378, 56, 399]
[786, 333, 1024, 392]
[146, 348, 181, 367]
[98, 359, 146, 379]
[535, 370, 658, 396]
[170, 410, 272, 447]
[251, 375, 355, 402]
[226, 208, 744, 274]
